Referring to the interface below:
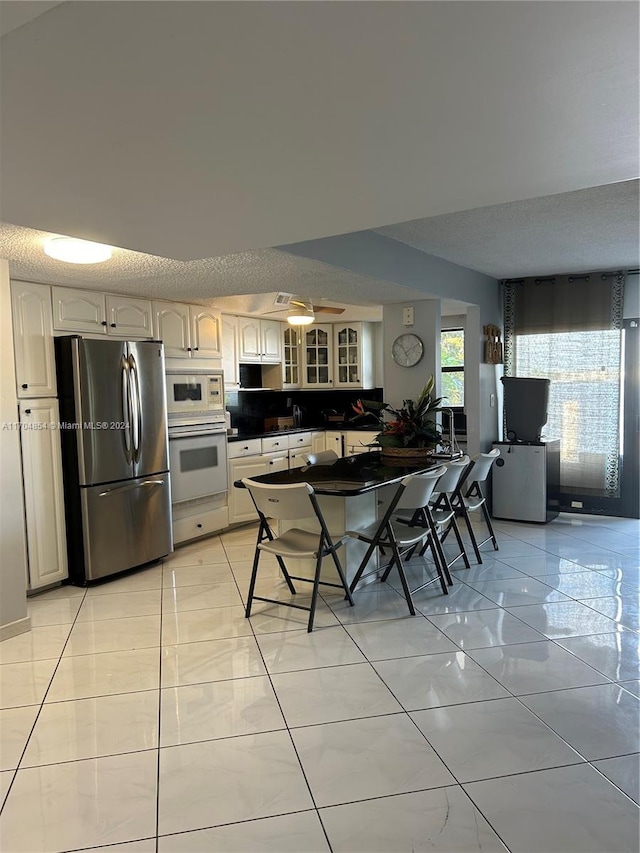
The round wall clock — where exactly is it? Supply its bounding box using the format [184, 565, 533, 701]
[391, 333, 424, 367]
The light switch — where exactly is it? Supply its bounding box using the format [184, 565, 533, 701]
[403, 307, 414, 326]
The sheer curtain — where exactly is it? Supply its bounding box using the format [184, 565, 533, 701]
[504, 271, 625, 496]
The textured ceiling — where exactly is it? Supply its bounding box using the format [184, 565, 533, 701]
[0, 221, 470, 317]
[376, 181, 640, 278]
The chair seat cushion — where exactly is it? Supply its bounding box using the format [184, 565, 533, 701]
[258, 527, 330, 558]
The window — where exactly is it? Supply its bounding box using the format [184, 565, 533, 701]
[441, 328, 464, 407]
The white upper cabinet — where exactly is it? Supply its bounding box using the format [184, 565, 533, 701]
[191, 307, 222, 358]
[302, 324, 334, 388]
[282, 326, 301, 388]
[153, 301, 221, 359]
[333, 322, 374, 388]
[53, 287, 154, 338]
[238, 318, 282, 363]
[52, 286, 107, 333]
[11, 281, 57, 398]
[261, 319, 282, 362]
[154, 301, 190, 357]
[222, 315, 240, 387]
[106, 294, 153, 337]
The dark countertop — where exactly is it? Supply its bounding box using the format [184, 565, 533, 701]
[233, 450, 442, 496]
[228, 425, 381, 442]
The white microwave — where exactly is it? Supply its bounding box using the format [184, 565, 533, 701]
[166, 370, 225, 420]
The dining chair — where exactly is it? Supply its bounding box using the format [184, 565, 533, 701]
[241, 478, 354, 632]
[303, 449, 339, 466]
[450, 448, 501, 563]
[346, 465, 448, 616]
[422, 457, 473, 573]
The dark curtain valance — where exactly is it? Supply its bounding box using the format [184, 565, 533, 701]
[505, 271, 625, 334]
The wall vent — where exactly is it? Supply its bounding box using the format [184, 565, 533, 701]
[274, 292, 294, 307]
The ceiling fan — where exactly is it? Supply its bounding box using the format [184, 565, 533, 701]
[269, 293, 345, 325]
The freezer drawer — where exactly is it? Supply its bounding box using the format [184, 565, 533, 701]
[78, 473, 172, 581]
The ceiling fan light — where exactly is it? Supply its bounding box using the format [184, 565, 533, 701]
[44, 236, 113, 264]
[287, 311, 314, 326]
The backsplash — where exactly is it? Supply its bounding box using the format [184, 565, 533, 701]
[225, 388, 384, 433]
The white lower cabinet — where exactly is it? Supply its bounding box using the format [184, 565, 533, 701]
[287, 431, 313, 468]
[228, 456, 268, 525]
[344, 430, 380, 456]
[19, 399, 68, 589]
[311, 431, 326, 455]
[325, 431, 344, 457]
[172, 494, 229, 545]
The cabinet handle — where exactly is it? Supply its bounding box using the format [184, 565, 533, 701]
[110, 323, 117, 328]
[194, 347, 199, 351]
[187, 347, 192, 352]
[101, 321, 107, 326]
[196, 523, 203, 529]
[24, 409, 31, 414]
[21, 383, 28, 389]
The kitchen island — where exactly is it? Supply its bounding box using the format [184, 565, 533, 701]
[234, 451, 443, 585]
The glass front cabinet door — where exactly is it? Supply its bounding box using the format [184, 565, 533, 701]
[282, 326, 301, 388]
[333, 323, 374, 388]
[303, 325, 333, 388]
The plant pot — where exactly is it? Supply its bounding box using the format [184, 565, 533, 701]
[380, 446, 435, 460]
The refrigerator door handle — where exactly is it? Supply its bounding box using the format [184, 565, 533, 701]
[121, 355, 132, 464]
[129, 354, 143, 463]
[98, 478, 166, 497]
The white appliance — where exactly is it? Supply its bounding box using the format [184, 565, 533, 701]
[166, 369, 224, 421]
[492, 440, 560, 522]
[166, 369, 228, 506]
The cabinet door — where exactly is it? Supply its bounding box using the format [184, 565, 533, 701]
[261, 320, 282, 363]
[191, 307, 222, 357]
[106, 295, 153, 337]
[262, 452, 289, 473]
[19, 399, 68, 589]
[311, 432, 326, 455]
[325, 431, 344, 457]
[228, 457, 267, 524]
[238, 318, 262, 362]
[282, 326, 301, 388]
[153, 301, 191, 358]
[302, 324, 333, 388]
[222, 315, 240, 387]
[11, 281, 57, 398]
[52, 286, 107, 333]
[334, 323, 362, 387]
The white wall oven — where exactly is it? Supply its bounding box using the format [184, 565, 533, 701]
[168, 423, 228, 503]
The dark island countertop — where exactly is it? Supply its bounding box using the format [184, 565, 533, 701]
[233, 450, 442, 497]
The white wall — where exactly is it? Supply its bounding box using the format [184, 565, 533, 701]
[383, 300, 440, 408]
[0, 259, 29, 638]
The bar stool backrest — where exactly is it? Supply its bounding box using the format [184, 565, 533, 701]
[469, 448, 500, 484]
[241, 479, 315, 521]
[395, 466, 448, 511]
[433, 457, 470, 495]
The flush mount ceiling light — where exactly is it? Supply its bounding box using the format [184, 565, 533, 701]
[44, 236, 113, 264]
[287, 299, 315, 325]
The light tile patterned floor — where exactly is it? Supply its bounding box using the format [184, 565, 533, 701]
[0, 514, 638, 852]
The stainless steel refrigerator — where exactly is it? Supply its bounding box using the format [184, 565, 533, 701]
[56, 336, 173, 584]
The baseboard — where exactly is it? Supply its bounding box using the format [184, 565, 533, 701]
[0, 615, 32, 642]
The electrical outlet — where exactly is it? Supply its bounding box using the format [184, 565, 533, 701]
[403, 307, 414, 326]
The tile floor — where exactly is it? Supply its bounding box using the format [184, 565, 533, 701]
[0, 513, 638, 852]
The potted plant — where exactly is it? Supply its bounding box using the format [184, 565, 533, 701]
[351, 376, 443, 458]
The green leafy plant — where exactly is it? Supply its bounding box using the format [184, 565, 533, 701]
[351, 376, 443, 449]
